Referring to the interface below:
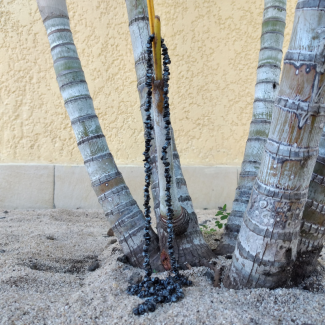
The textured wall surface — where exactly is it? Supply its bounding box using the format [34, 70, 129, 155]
[0, 0, 296, 166]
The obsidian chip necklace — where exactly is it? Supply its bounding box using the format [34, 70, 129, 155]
[126, 34, 192, 316]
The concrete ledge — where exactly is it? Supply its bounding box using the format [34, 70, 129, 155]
[0, 164, 54, 209]
[54, 165, 101, 209]
[0, 164, 239, 210]
[181, 166, 239, 210]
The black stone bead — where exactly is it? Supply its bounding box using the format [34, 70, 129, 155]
[158, 295, 165, 303]
[162, 289, 169, 296]
[138, 291, 145, 299]
[146, 301, 156, 312]
[167, 284, 174, 291]
[143, 263, 150, 269]
[171, 294, 178, 303]
[165, 296, 172, 303]
[152, 296, 160, 303]
[138, 305, 145, 315]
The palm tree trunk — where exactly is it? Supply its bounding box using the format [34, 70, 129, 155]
[156, 127, 215, 269]
[224, 0, 325, 289]
[292, 129, 325, 282]
[36, 0, 161, 269]
[216, 0, 287, 255]
[152, 82, 189, 231]
[125, 0, 214, 268]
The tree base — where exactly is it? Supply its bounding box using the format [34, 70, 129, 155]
[290, 246, 323, 285]
[214, 220, 240, 256]
[214, 243, 235, 256]
[157, 212, 215, 270]
[113, 221, 164, 272]
[214, 235, 236, 256]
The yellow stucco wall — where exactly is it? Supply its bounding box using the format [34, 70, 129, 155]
[0, 0, 296, 166]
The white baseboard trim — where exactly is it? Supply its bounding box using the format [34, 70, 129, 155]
[0, 164, 240, 210]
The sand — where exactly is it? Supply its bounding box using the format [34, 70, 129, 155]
[0, 209, 325, 325]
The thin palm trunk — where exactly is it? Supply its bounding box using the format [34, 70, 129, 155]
[36, 0, 161, 269]
[152, 81, 190, 232]
[125, 0, 214, 268]
[292, 129, 325, 281]
[217, 0, 287, 255]
[224, 0, 325, 289]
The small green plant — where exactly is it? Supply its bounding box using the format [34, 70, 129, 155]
[199, 204, 230, 233]
[215, 204, 230, 229]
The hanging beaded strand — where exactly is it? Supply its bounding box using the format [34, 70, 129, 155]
[142, 33, 155, 283]
[161, 37, 178, 277]
[160, 37, 192, 285]
[126, 35, 192, 316]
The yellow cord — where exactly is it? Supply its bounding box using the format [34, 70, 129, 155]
[154, 16, 162, 80]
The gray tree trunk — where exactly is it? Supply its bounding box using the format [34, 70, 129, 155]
[125, 0, 214, 269]
[152, 81, 184, 223]
[224, 0, 325, 289]
[217, 0, 287, 255]
[36, 0, 162, 269]
[292, 128, 325, 281]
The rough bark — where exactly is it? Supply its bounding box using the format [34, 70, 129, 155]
[217, 0, 287, 255]
[224, 0, 325, 289]
[37, 0, 161, 269]
[292, 129, 325, 281]
[125, 0, 214, 268]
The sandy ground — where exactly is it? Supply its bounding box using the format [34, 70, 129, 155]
[1, 209, 325, 325]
